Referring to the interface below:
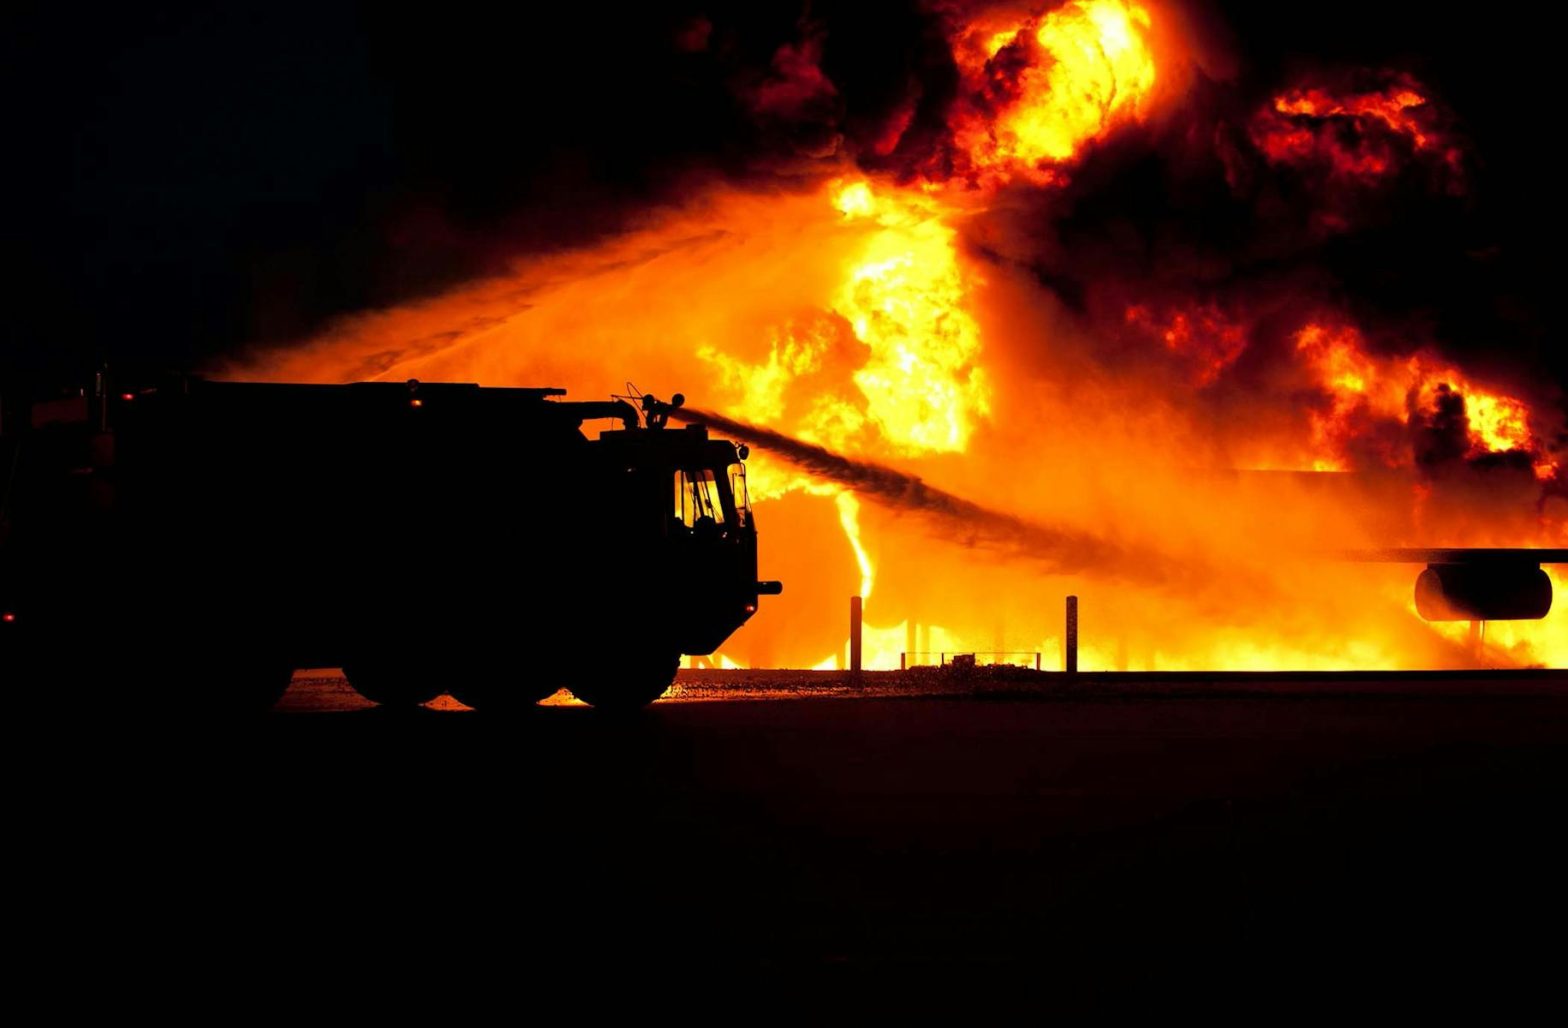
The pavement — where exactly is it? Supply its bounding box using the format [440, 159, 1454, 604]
[17, 669, 1568, 1013]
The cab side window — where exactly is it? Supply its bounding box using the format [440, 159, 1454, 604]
[674, 469, 725, 529]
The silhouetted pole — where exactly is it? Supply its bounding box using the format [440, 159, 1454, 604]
[1065, 595, 1079, 674]
[850, 595, 863, 672]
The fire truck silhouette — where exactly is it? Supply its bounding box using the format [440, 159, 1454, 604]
[0, 376, 781, 710]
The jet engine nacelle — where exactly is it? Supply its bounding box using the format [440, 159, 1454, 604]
[1414, 562, 1553, 621]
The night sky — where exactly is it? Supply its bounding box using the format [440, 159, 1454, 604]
[4, 1, 1564, 405]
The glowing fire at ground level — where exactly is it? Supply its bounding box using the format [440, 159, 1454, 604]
[701, 569, 1566, 674]
[696, 535, 1568, 675]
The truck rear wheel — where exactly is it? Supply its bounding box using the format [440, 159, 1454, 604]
[567, 653, 680, 710]
[342, 662, 445, 708]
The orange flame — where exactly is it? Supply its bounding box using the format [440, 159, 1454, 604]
[1124, 302, 1249, 386]
[698, 178, 990, 457]
[948, 0, 1161, 186]
[829, 178, 990, 453]
[1250, 76, 1463, 185]
[1294, 322, 1549, 475]
[836, 490, 874, 599]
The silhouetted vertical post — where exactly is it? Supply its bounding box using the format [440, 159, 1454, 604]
[1065, 595, 1079, 674]
[850, 595, 863, 672]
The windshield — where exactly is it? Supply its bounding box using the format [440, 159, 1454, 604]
[674, 468, 727, 529]
[728, 463, 749, 528]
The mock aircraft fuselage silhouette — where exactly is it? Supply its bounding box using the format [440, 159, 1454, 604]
[0, 376, 781, 710]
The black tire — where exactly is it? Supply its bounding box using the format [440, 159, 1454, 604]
[567, 652, 680, 710]
[342, 662, 444, 708]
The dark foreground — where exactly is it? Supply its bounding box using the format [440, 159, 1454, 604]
[21, 670, 1568, 1013]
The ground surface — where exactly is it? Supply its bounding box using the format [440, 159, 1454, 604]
[22, 669, 1568, 1013]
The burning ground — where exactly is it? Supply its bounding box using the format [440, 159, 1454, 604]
[233, 1, 1566, 670]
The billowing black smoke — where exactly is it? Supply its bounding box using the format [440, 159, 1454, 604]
[5, 0, 1562, 423]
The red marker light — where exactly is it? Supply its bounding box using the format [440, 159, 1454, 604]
[410, 398, 424, 408]
[744, 604, 756, 614]
[120, 392, 135, 401]
[2, 612, 15, 623]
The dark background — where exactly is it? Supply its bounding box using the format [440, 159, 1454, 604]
[3, 1, 1562, 395]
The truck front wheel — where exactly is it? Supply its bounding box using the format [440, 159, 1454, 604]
[567, 652, 680, 710]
